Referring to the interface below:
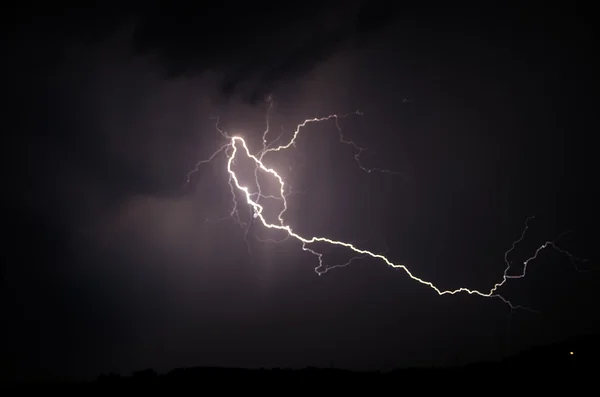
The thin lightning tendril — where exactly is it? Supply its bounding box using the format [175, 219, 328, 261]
[187, 102, 588, 312]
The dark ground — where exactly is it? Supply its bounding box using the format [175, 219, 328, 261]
[6, 333, 597, 387]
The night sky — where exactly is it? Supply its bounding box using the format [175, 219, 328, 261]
[2, 2, 598, 382]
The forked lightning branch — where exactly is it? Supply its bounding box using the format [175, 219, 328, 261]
[186, 99, 587, 312]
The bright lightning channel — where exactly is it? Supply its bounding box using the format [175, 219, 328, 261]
[186, 100, 588, 312]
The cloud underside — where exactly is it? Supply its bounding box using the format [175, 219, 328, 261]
[131, 1, 398, 102]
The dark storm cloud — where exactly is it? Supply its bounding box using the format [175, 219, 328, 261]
[131, 0, 399, 103]
[4, 1, 401, 206]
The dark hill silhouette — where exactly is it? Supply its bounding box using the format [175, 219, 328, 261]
[6, 334, 598, 387]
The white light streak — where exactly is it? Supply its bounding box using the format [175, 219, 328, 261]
[187, 103, 588, 312]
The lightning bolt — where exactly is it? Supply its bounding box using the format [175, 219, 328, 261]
[187, 101, 589, 312]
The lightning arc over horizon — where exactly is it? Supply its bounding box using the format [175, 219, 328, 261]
[186, 100, 589, 312]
